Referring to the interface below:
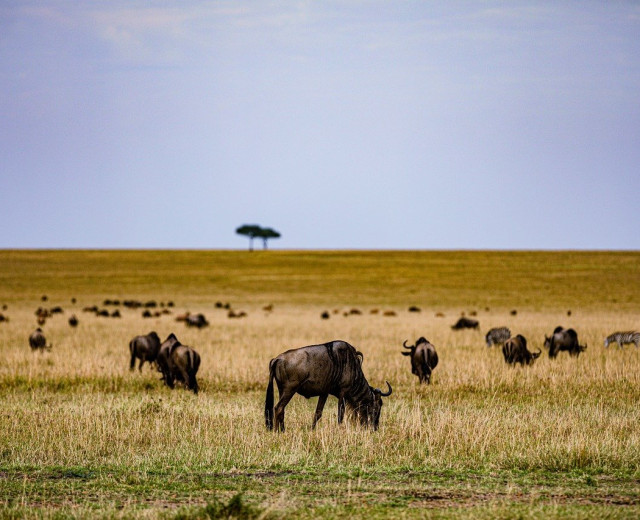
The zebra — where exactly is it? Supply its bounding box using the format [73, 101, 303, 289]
[604, 331, 640, 349]
[485, 326, 511, 347]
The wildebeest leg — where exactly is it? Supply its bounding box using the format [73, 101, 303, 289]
[188, 370, 199, 394]
[425, 368, 431, 384]
[138, 358, 145, 372]
[337, 394, 346, 424]
[130, 352, 136, 371]
[312, 394, 328, 429]
[274, 390, 295, 432]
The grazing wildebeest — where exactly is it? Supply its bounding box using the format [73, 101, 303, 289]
[604, 331, 640, 349]
[185, 313, 209, 328]
[401, 337, 438, 384]
[451, 317, 479, 330]
[265, 340, 392, 432]
[68, 314, 78, 327]
[156, 333, 180, 386]
[156, 333, 200, 393]
[485, 327, 511, 347]
[29, 328, 51, 350]
[502, 335, 541, 366]
[544, 327, 586, 358]
[128, 331, 161, 371]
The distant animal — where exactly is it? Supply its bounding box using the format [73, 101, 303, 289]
[604, 331, 640, 349]
[408, 306, 421, 313]
[383, 310, 397, 317]
[401, 337, 438, 384]
[544, 327, 586, 358]
[68, 315, 78, 327]
[185, 313, 209, 328]
[156, 333, 200, 393]
[265, 340, 392, 432]
[35, 307, 51, 319]
[128, 331, 161, 371]
[321, 311, 330, 320]
[29, 328, 51, 350]
[502, 335, 541, 366]
[485, 327, 511, 347]
[0, 313, 8, 322]
[451, 317, 479, 330]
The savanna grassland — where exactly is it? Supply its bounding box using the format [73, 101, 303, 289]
[0, 250, 639, 519]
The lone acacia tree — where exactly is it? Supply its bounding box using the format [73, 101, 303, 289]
[257, 227, 281, 250]
[236, 224, 281, 251]
[236, 224, 262, 251]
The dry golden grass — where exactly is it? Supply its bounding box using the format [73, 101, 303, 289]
[0, 250, 639, 518]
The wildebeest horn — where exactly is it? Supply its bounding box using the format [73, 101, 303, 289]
[376, 381, 392, 397]
[402, 340, 412, 349]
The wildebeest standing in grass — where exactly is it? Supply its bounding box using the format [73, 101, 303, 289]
[185, 313, 209, 328]
[265, 340, 392, 432]
[156, 333, 179, 386]
[502, 335, 541, 366]
[401, 337, 438, 384]
[29, 328, 51, 350]
[156, 333, 200, 394]
[128, 331, 161, 371]
[451, 317, 479, 330]
[544, 326, 586, 358]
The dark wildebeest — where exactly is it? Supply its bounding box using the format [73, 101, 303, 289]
[156, 333, 200, 393]
[265, 340, 392, 432]
[29, 328, 51, 350]
[186, 313, 209, 328]
[544, 326, 586, 358]
[156, 333, 180, 386]
[128, 331, 161, 371]
[451, 317, 479, 330]
[401, 337, 438, 384]
[68, 314, 78, 327]
[485, 327, 511, 347]
[502, 335, 541, 366]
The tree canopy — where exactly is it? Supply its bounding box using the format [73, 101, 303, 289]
[236, 224, 281, 251]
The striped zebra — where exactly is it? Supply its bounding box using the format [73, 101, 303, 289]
[485, 326, 511, 347]
[604, 331, 640, 349]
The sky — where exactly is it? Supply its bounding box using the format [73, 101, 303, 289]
[1, 1, 639, 249]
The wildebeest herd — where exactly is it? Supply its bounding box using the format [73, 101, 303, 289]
[13, 298, 638, 431]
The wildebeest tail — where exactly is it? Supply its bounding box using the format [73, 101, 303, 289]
[265, 359, 277, 430]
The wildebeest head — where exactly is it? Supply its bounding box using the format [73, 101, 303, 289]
[357, 382, 392, 430]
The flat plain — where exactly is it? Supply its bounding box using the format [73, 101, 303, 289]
[0, 250, 639, 519]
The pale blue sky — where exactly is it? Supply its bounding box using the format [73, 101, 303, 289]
[1, 1, 639, 249]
